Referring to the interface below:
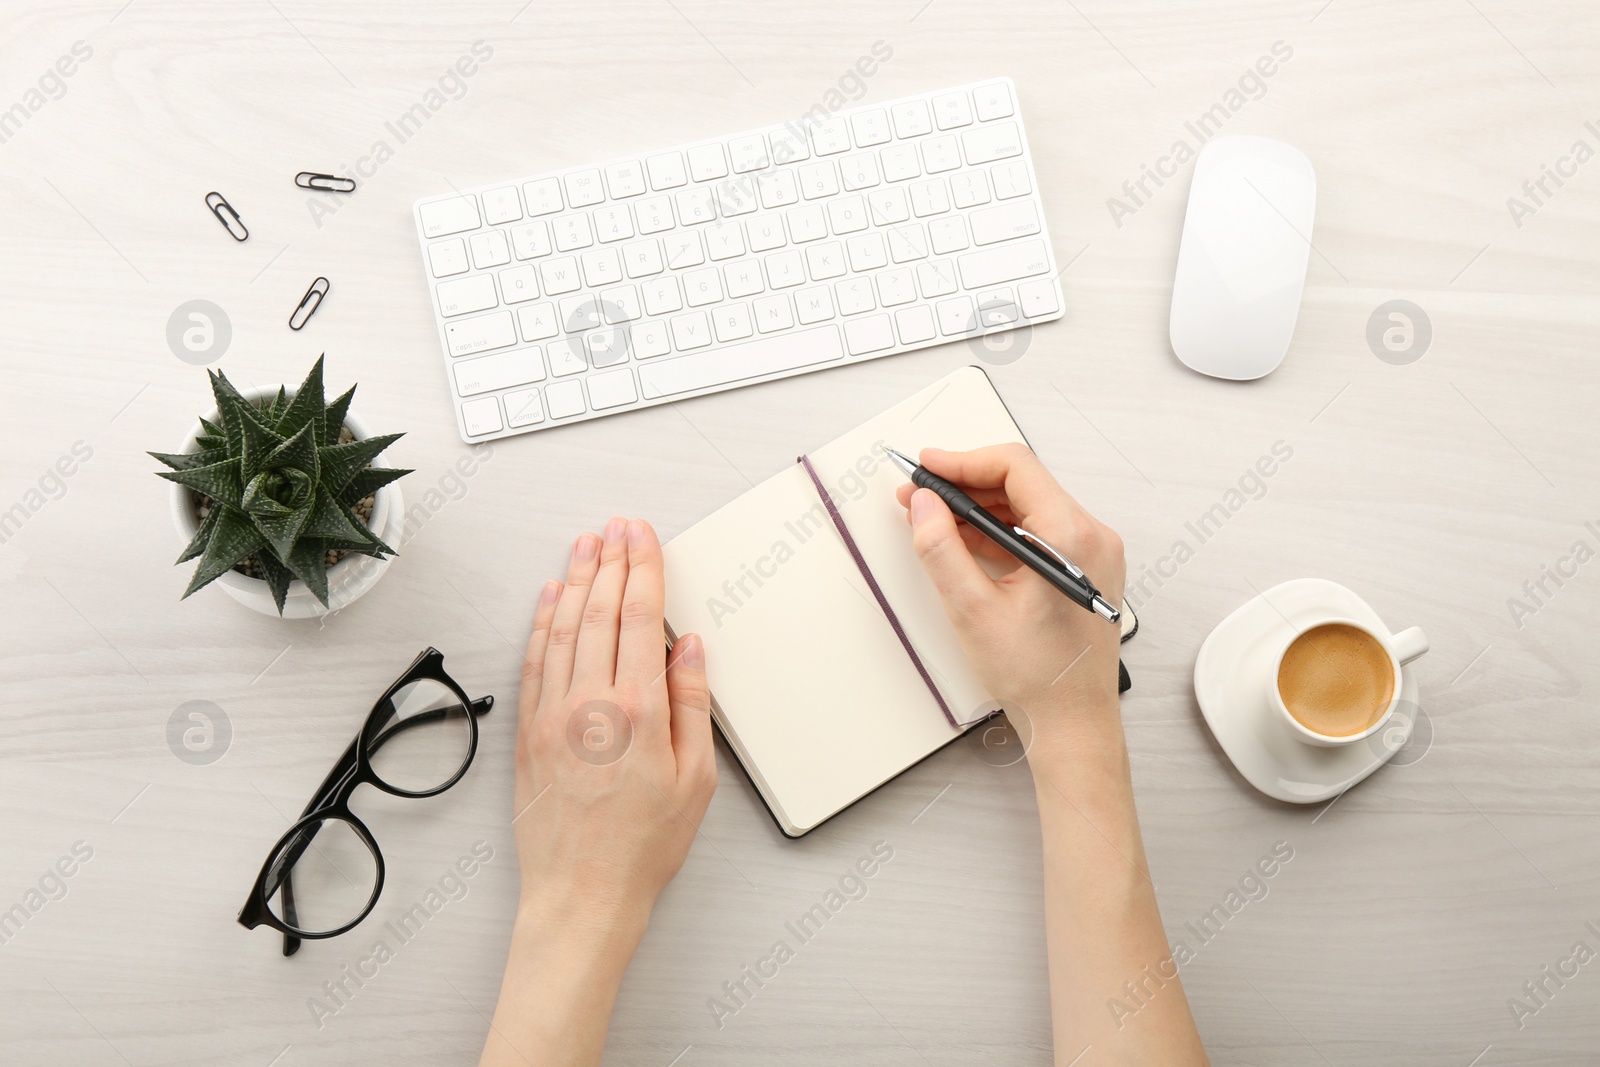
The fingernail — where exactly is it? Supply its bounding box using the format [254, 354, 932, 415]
[575, 534, 599, 562]
[539, 580, 559, 607]
[910, 488, 936, 523]
[679, 634, 704, 669]
[627, 519, 646, 547]
[603, 517, 626, 544]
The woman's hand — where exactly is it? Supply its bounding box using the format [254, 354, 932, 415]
[480, 517, 715, 1067]
[895, 444, 1126, 749]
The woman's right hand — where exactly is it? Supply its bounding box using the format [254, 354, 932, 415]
[895, 444, 1127, 750]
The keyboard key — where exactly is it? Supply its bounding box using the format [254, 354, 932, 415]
[875, 267, 916, 307]
[647, 151, 688, 190]
[671, 310, 712, 350]
[592, 205, 634, 242]
[587, 368, 638, 409]
[428, 238, 468, 277]
[642, 276, 683, 315]
[932, 92, 973, 129]
[786, 204, 827, 243]
[844, 313, 894, 354]
[565, 169, 604, 207]
[504, 387, 544, 427]
[850, 109, 890, 147]
[547, 338, 587, 376]
[523, 178, 563, 216]
[846, 232, 887, 272]
[460, 396, 503, 436]
[764, 249, 806, 289]
[973, 82, 1014, 121]
[499, 265, 540, 304]
[950, 172, 991, 209]
[917, 259, 959, 297]
[635, 195, 675, 234]
[544, 379, 586, 419]
[581, 248, 623, 287]
[558, 294, 601, 332]
[724, 260, 764, 298]
[664, 231, 705, 269]
[957, 238, 1050, 288]
[446, 311, 517, 356]
[757, 170, 799, 209]
[891, 100, 933, 138]
[469, 229, 511, 268]
[682, 267, 723, 307]
[600, 284, 642, 322]
[977, 287, 1019, 325]
[633, 319, 671, 358]
[970, 200, 1040, 246]
[839, 154, 880, 191]
[827, 196, 868, 235]
[805, 241, 846, 280]
[706, 221, 746, 261]
[768, 126, 811, 164]
[552, 215, 594, 251]
[419, 196, 480, 237]
[716, 177, 759, 217]
[747, 217, 786, 252]
[880, 143, 921, 183]
[798, 161, 840, 200]
[921, 135, 961, 173]
[911, 178, 951, 217]
[834, 277, 875, 316]
[437, 274, 498, 317]
[675, 187, 717, 225]
[517, 302, 559, 341]
[867, 186, 911, 225]
[937, 295, 976, 335]
[894, 304, 937, 344]
[623, 239, 664, 277]
[961, 122, 1022, 165]
[929, 216, 970, 255]
[886, 223, 930, 263]
[539, 257, 582, 295]
[991, 160, 1032, 199]
[587, 328, 629, 368]
[812, 117, 851, 156]
[510, 221, 552, 259]
[638, 325, 843, 398]
[688, 143, 728, 181]
[605, 160, 646, 199]
[1018, 278, 1061, 318]
[713, 302, 754, 342]
[794, 286, 834, 324]
[453, 348, 546, 396]
[483, 186, 523, 225]
[754, 294, 794, 333]
[729, 134, 769, 173]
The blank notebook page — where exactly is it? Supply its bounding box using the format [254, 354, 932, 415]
[662, 366, 1025, 834]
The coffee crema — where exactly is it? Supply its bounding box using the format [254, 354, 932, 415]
[1277, 623, 1394, 737]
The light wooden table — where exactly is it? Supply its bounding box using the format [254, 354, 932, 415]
[2, 2, 1597, 1064]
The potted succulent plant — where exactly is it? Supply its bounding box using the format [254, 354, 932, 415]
[151, 356, 410, 618]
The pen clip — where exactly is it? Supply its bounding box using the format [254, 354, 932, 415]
[1012, 526, 1086, 582]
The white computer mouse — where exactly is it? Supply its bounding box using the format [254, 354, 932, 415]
[1169, 135, 1317, 381]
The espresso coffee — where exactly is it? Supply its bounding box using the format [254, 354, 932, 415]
[1277, 623, 1394, 737]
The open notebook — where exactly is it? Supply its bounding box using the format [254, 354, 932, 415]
[662, 367, 1134, 836]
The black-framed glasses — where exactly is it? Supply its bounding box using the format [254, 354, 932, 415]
[237, 648, 494, 955]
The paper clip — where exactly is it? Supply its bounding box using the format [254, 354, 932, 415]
[289, 277, 330, 331]
[295, 172, 356, 193]
[205, 191, 248, 242]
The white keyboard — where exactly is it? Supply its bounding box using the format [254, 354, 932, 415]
[412, 78, 1063, 441]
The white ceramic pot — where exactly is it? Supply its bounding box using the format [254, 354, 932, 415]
[167, 387, 404, 619]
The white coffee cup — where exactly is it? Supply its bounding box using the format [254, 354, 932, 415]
[1269, 616, 1429, 747]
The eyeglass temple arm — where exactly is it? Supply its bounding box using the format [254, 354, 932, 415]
[274, 694, 493, 956]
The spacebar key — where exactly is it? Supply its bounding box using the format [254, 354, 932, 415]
[638, 326, 844, 399]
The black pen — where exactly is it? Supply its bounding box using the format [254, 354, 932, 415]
[887, 448, 1121, 624]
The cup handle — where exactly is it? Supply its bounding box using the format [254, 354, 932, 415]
[1391, 626, 1429, 665]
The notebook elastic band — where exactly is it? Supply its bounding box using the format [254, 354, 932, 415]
[797, 454, 963, 730]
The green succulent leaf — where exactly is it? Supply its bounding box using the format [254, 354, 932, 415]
[252, 504, 313, 562]
[175, 503, 220, 564]
[282, 537, 332, 608]
[324, 385, 355, 445]
[240, 471, 303, 517]
[256, 551, 293, 614]
[150, 448, 228, 472]
[263, 421, 319, 483]
[156, 456, 244, 508]
[182, 507, 268, 598]
[318, 433, 402, 492]
[303, 484, 367, 542]
[237, 401, 287, 484]
[263, 387, 288, 425]
[277, 356, 328, 446]
[208, 370, 249, 456]
[338, 467, 412, 507]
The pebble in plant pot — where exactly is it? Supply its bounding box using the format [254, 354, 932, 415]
[151, 356, 411, 618]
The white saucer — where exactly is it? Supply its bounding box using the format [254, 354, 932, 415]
[1194, 578, 1421, 804]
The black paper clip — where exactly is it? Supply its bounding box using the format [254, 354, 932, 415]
[295, 172, 356, 193]
[289, 277, 330, 330]
[205, 191, 248, 241]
